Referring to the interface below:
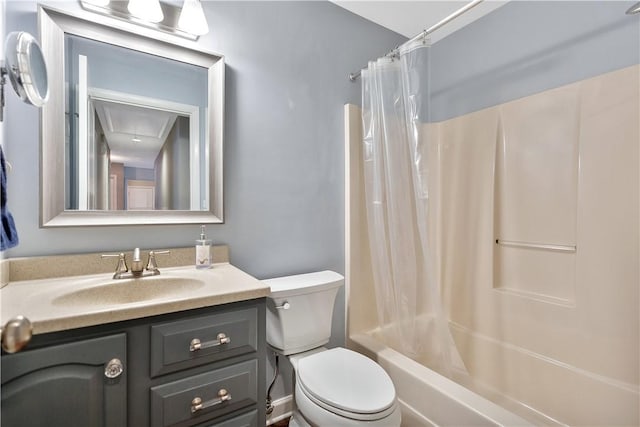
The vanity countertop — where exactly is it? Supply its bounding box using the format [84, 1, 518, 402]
[0, 263, 270, 335]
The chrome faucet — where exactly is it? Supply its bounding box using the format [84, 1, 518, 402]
[102, 248, 170, 280]
[130, 247, 144, 276]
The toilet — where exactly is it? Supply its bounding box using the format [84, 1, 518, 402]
[264, 271, 401, 427]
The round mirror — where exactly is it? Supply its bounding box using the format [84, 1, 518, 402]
[5, 31, 49, 107]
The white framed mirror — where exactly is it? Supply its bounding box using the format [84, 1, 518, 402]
[38, 4, 224, 227]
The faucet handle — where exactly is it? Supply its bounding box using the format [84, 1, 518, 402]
[146, 250, 170, 274]
[101, 253, 129, 279]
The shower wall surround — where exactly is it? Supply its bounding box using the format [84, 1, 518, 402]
[428, 12, 638, 424]
[438, 64, 638, 425]
[347, 1, 638, 424]
[347, 64, 639, 426]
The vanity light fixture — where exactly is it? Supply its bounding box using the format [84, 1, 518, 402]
[78, 0, 209, 40]
[128, 0, 164, 24]
[178, 0, 209, 36]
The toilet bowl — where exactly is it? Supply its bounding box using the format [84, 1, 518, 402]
[264, 271, 401, 427]
[291, 347, 401, 426]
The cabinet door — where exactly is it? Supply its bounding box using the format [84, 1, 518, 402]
[1, 333, 127, 427]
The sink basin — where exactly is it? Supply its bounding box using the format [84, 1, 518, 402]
[52, 277, 206, 307]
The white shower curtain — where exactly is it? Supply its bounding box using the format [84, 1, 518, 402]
[361, 41, 464, 376]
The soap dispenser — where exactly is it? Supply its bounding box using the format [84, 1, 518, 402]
[195, 225, 212, 269]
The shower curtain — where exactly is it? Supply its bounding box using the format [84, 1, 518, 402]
[361, 40, 464, 376]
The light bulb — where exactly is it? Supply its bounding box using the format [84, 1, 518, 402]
[128, 0, 164, 24]
[627, 1, 640, 14]
[178, 0, 209, 36]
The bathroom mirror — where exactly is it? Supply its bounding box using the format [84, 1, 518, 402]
[39, 5, 224, 227]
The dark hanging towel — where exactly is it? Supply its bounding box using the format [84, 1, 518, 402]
[1, 145, 19, 251]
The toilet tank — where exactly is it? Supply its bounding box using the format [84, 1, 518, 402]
[264, 271, 343, 355]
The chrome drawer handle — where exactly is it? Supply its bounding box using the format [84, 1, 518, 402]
[189, 333, 231, 352]
[275, 301, 290, 310]
[191, 389, 232, 413]
[104, 358, 124, 379]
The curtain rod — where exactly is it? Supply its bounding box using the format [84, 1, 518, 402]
[348, 0, 485, 82]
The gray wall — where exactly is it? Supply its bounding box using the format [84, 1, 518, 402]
[3, 0, 404, 402]
[431, 0, 640, 121]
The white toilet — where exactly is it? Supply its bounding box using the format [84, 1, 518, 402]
[264, 271, 401, 427]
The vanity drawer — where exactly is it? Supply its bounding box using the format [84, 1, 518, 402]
[150, 359, 257, 427]
[150, 307, 258, 377]
[194, 409, 258, 427]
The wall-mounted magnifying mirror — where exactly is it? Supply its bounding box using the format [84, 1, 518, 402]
[1, 31, 50, 121]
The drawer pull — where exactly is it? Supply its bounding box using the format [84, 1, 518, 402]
[191, 389, 232, 413]
[275, 301, 290, 310]
[189, 333, 231, 352]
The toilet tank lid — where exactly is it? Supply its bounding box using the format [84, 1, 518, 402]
[263, 271, 344, 298]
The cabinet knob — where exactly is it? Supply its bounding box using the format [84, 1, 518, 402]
[104, 358, 124, 379]
[1, 316, 33, 353]
[191, 388, 232, 413]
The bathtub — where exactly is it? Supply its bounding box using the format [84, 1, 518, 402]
[349, 332, 533, 427]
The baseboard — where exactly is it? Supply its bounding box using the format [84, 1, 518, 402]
[266, 395, 294, 426]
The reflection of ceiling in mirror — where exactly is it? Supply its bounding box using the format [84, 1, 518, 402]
[94, 99, 179, 169]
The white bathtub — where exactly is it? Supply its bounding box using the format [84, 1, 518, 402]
[349, 333, 533, 427]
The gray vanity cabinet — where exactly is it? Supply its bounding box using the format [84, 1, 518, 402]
[1, 333, 127, 427]
[1, 299, 266, 427]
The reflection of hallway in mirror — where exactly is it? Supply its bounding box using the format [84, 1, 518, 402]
[126, 180, 155, 210]
[109, 174, 117, 210]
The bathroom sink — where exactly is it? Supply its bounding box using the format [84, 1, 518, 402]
[52, 277, 206, 307]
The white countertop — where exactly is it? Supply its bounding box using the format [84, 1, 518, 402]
[0, 263, 270, 335]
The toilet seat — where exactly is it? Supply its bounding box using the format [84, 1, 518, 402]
[296, 347, 397, 421]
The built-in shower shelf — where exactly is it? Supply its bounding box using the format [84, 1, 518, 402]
[495, 239, 576, 253]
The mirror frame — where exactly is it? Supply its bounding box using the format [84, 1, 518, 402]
[38, 4, 224, 227]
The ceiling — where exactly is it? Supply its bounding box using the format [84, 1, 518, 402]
[94, 100, 179, 169]
[331, 1, 509, 44]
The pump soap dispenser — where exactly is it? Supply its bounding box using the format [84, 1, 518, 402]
[195, 225, 212, 269]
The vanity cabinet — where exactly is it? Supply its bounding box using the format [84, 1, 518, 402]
[1, 299, 266, 427]
[1, 333, 127, 427]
